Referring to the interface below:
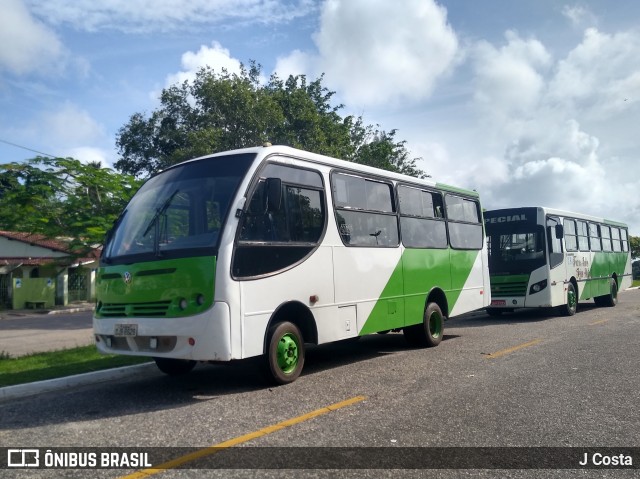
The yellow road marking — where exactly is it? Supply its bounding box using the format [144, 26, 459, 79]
[119, 395, 366, 479]
[483, 339, 542, 359]
[589, 318, 611, 325]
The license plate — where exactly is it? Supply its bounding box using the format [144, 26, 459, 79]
[114, 324, 138, 337]
[491, 300, 506, 306]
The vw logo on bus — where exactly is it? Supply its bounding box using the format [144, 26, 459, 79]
[123, 272, 132, 285]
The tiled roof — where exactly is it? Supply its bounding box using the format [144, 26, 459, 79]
[0, 231, 71, 253]
[0, 231, 101, 266]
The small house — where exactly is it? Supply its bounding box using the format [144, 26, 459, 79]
[0, 231, 99, 309]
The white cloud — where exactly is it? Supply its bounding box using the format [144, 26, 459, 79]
[64, 146, 112, 167]
[39, 103, 105, 145]
[276, 0, 459, 107]
[472, 31, 551, 121]
[26, 0, 316, 33]
[562, 4, 597, 28]
[164, 42, 244, 87]
[462, 27, 640, 231]
[0, 0, 67, 76]
[549, 28, 640, 118]
[274, 49, 315, 81]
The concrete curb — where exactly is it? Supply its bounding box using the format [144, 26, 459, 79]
[0, 362, 156, 402]
[47, 306, 94, 315]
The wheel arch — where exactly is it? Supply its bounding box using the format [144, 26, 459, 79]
[263, 301, 318, 354]
[568, 276, 579, 296]
[426, 287, 449, 319]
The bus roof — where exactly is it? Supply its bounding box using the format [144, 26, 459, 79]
[485, 206, 628, 228]
[185, 144, 480, 199]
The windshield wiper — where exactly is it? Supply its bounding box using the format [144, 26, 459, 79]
[142, 189, 179, 238]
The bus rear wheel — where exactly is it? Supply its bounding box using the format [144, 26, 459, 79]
[266, 321, 305, 385]
[403, 302, 444, 348]
[596, 278, 618, 307]
[153, 357, 197, 376]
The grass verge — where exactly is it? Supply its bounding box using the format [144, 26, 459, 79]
[0, 346, 150, 388]
[632, 279, 640, 288]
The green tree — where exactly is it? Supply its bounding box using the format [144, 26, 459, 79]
[115, 62, 425, 178]
[630, 235, 640, 259]
[0, 157, 140, 253]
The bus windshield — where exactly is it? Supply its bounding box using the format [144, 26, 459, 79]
[103, 153, 255, 264]
[487, 224, 546, 274]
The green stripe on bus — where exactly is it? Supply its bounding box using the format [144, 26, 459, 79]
[579, 252, 629, 300]
[359, 248, 480, 335]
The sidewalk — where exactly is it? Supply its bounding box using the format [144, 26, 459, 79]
[0, 302, 95, 357]
[0, 301, 156, 402]
[0, 301, 94, 320]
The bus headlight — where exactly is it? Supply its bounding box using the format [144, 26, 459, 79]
[529, 280, 548, 295]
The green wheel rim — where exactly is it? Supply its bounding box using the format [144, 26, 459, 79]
[429, 311, 443, 339]
[276, 333, 299, 374]
[568, 288, 577, 310]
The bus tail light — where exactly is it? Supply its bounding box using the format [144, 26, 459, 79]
[188, 338, 195, 346]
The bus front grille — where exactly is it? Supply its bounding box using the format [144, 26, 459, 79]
[98, 301, 172, 317]
[490, 280, 529, 297]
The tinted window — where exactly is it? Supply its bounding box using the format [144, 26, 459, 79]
[333, 173, 398, 247]
[564, 219, 577, 252]
[398, 186, 443, 218]
[446, 195, 480, 223]
[400, 217, 448, 248]
[611, 227, 622, 252]
[240, 185, 323, 243]
[445, 195, 482, 250]
[333, 174, 394, 213]
[577, 221, 589, 251]
[398, 185, 446, 248]
[601, 225, 612, 252]
[621, 228, 629, 252]
[234, 165, 325, 278]
[336, 211, 399, 247]
[589, 223, 601, 251]
[103, 153, 254, 264]
[547, 216, 564, 269]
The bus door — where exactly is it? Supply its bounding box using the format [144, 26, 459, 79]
[546, 216, 566, 306]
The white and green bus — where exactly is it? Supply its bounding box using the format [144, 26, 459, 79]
[485, 207, 632, 316]
[94, 145, 490, 384]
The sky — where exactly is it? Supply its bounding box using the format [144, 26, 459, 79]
[1, 0, 639, 234]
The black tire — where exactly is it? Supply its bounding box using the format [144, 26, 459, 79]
[154, 357, 197, 376]
[486, 308, 503, 317]
[265, 321, 305, 385]
[403, 302, 444, 348]
[600, 278, 618, 307]
[561, 282, 577, 316]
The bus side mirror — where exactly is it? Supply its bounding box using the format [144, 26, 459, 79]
[265, 177, 282, 212]
[555, 224, 564, 239]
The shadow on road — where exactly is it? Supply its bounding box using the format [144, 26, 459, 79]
[0, 332, 459, 430]
[451, 301, 604, 328]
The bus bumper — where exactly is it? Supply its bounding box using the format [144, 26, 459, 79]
[93, 301, 232, 361]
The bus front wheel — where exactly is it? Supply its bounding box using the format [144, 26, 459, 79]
[153, 357, 197, 376]
[561, 283, 577, 316]
[266, 321, 305, 385]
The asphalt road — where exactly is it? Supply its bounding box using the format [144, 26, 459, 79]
[1, 291, 639, 478]
[0, 310, 93, 357]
